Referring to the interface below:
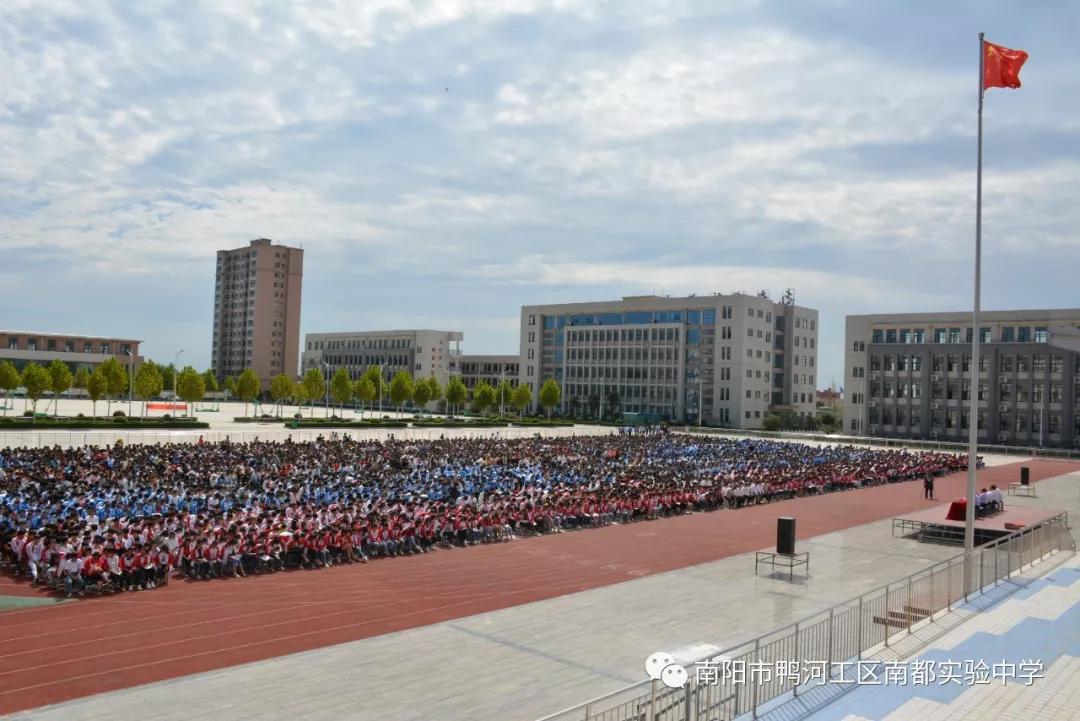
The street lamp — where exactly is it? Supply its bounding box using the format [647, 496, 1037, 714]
[499, 368, 506, 418]
[123, 349, 134, 417]
[321, 361, 331, 418]
[173, 349, 184, 412]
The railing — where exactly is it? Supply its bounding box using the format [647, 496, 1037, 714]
[682, 426, 1080, 461]
[537, 512, 1074, 721]
[0, 425, 616, 449]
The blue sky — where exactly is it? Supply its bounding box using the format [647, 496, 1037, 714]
[2, 0, 1078, 386]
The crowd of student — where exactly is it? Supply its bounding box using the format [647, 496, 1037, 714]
[0, 433, 969, 597]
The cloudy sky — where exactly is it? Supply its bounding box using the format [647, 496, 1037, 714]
[2, 0, 1078, 386]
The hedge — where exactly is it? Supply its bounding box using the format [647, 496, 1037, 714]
[0, 418, 211, 430]
[283, 420, 409, 429]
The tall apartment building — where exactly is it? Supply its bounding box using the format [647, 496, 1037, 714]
[519, 293, 818, 427]
[450, 354, 520, 392]
[301, 330, 463, 388]
[211, 238, 303, 389]
[844, 309, 1080, 448]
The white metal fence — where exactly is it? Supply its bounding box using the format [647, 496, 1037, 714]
[0, 424, 617, 449]
[537, 512, 1075, 721]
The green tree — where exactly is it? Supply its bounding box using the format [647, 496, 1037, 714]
[472, 381, 495, 415]
[0, 361, 20, 416]
[47, 359, 73, 416]
[510, 384, 532, 416]
[426, 376, 443, 411]
[72, 367, 90, 394]
[539, 378, 561, 419]
[444, 376, 467, 416]
[176, 366, 206, 416]
[134, 361, 164, 417]
[160, 364, 176, 398]
[496, 379, 514, 417]
[330, 368, 353, 415]
[353, 377, 376, 418]
[21, 363, 50, 415]
[361, 367, 385, 410]
[223, 376, 237, 400]
[301, 368, 325, 418]
[99, 357, 128, 414]
[388, 371, 414, 413]
[86, 366, 107, 418]
[270, 374, 295, 417]
[236, 368, 261, 418]
[202, 370, 219, 394]
[412, 376, 432, 415]
[762, 414, 783, 432]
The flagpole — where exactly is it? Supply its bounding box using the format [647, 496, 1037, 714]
[963, 31, 985, 595]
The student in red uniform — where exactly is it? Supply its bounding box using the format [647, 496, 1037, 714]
[119, 547, 142, 591]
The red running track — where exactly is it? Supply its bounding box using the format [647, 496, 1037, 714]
[0, 459, 1074, 714]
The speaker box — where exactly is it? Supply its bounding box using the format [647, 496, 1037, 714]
[777, 517, 796, 555]
[1020, 466, 1030, 486]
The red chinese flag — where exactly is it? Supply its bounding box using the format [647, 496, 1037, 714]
[983, 40, 1028, 90]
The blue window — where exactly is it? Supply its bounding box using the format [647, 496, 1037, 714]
[687, 310, 701, 324]
[557, 315, 567, 328]
[687, 328, 701, 345]
[624, 311, 653, 324]
[1017, 326, 1031, 342]
[655, 310, 683, 323]
[1000, 327, 1014, 342]
[702, 309, 716, 325]
[569, 314, 595, 326]
[885, 329, 897, 343]
[543, 316, 555, 330]
[597, 313, 622, 325]
[1034, 327, 1048, 343]
[872, 329, 884, 343]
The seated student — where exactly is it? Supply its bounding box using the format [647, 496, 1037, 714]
[266, 536, 284, 572]
[141, 544, 158, 588]
[989, 484, 1004, 512]
[103, 547, 122, 590]
[155, 545, 172, 587]
[119, 547, 142, 591]
[82, 550, 107, 593]
[57, 551, 84, 598]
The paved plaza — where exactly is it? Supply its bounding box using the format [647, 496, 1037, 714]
[5, 466, 1075, 721]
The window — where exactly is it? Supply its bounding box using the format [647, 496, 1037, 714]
[99, 343, 110, 354]
[83, 342, 93, 353]
[872, 329, 884, 344]
[853, 341, 866, 352]
[912, 355, 923, 371]
[1034, 327, 1048, 343]
[1017, 355, 1030, 373]
[7, 338, 18, 350]
[748, 308, 755, 317]
[1050, 384, 1062, 403]
[1049, 413, 1061, 434]
[913, 328, 925, 343]
[748, 328, 754, 338]
[1033, 355, 1046, 373]
[947, 355, 959, 372]
[899, 329, 911, 344]
[948, 328, 961, 343]
[980, 327, 991, 343]
[934, 329, 947, 344]
[1050, 355, 1063, 373]
[885, 354, 896, 371]
[1001, 326, 1015, 342]
[1017, 326, 1031, 343]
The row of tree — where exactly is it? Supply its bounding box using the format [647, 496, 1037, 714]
[0, 358, 567, 419]
[265, 367, 559, 418]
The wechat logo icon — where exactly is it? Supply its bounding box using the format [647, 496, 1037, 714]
[645, 651, 689, 689]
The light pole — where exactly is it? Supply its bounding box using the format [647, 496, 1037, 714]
[697, 374, 704, 427]
[321, 361, 330, 418]
[173, 349, 184, 411]
[123, 349, 134, 417]
[499, 368, 506, 418]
